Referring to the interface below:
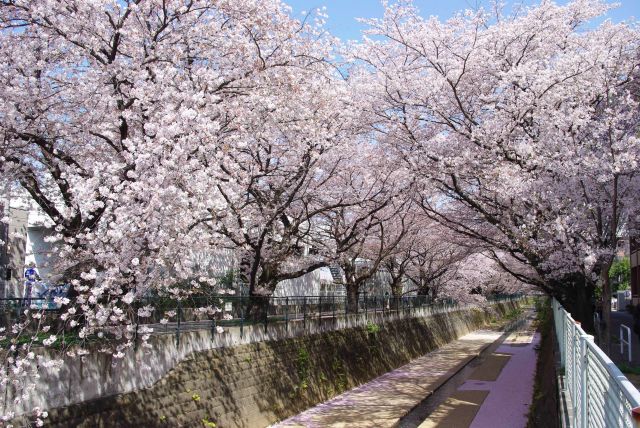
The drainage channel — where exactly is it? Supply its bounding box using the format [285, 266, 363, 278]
[396, 319, 527, 428]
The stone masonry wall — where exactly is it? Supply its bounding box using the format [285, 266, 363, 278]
[35, 301, 519, 428]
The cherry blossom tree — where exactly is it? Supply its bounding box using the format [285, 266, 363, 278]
[0, 0, 344, 421]
[313, 145, 413, 312]
[352, 0, 640, 340]
[185, 79, 355, 297]
[381, 237, 415, 299]
[380, 210, 461, 299]
[0, 0, 636, 422]
[403, 225, 478, 299]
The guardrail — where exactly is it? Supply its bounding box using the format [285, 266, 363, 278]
[552, 298, 640, 427]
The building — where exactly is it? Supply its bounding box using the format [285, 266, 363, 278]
[0, 199, 29, 298]
[0, 202, 361, 298]
[1, 192, 401, 298]
[0, 192, 61, 298]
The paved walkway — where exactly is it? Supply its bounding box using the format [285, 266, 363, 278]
[608, 310, 640, 367]
[421, 312, 538, 428]
[601, 310, 640, 390]
[273, 329, 505, 428]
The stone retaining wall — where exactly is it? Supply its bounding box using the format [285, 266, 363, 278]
[28, 301, 520, 427]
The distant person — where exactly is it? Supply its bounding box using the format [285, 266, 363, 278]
[23, 263, 40, 306]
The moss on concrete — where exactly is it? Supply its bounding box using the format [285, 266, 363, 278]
[31, 302, 519, 428]
[527, 298, 559, 428]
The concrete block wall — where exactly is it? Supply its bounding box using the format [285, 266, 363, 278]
[28, 301, 519, 428]
[13, 301, 497, 416]
[1, 207, 28, 298]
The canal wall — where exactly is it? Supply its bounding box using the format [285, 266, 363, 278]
[21, 300, 523, 427]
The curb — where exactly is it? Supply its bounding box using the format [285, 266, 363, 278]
[396, 312, 531, 425]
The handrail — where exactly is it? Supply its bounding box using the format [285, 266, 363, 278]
[552, 298, 640, 427]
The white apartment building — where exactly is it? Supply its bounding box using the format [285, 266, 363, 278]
[1, 194, 399, 298]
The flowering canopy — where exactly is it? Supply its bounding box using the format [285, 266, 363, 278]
[352, 0, 639, 293]
[0, 0, 638, 423]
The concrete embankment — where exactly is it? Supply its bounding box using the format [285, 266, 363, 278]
[18, 301, 522, 427]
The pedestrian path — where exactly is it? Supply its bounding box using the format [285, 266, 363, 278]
[420, 311, 538, 428]
[273, 329, 505, 428]
[609, 311, 640, 367]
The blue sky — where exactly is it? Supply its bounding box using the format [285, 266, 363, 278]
[284, 0, 637, 41]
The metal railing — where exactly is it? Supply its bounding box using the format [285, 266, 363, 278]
[552, 298, 640, 427]
[0, 293, 523, 344]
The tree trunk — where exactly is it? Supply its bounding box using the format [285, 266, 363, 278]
[238, 253, 254, 294]
[390, 278, 403, 299]
[346, 283, 359, 314]
[390, 279, 404, 313]
[246, 261, 277, 322]
[600, 264, 612, 353]
[556, 274, 595, 332]
[244, 294, 269, 323]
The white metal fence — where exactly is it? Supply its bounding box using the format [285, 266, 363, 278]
[553, 298, 640, 427]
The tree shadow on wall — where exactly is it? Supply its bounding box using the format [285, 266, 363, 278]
[33, 303, 513, 427]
